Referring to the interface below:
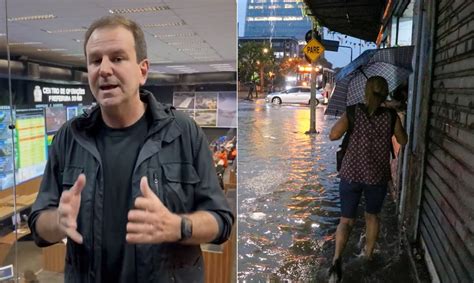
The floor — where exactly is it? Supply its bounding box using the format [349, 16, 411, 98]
[4, 241, 63, 283]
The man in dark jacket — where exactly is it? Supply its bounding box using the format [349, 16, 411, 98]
[28, 15, 234, 283]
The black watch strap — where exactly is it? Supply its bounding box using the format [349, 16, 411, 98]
[179, 216, 193, 241]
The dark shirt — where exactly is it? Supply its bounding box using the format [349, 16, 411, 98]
[96, 112, 149, 283]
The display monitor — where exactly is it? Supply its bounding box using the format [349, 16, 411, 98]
[45, 106, 67, 134]
[0, 106, 14, 191]
[15, 108, 47, 185]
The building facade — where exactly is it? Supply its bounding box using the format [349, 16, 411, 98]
[244, 0, 312, 41]
[238, 36, 300, 59]
[397, 0, 474, 281]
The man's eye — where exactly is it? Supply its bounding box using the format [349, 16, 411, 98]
[113, 57, 123, 62]
[90, 59, 101, 65]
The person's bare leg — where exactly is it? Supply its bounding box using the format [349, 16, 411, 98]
[364, 212, 379, 259]
[333, 217, 355, 263]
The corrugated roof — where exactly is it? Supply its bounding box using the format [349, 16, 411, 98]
[303, 0, 388, 42]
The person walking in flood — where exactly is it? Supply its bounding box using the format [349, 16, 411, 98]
[328, 76, 408, 282]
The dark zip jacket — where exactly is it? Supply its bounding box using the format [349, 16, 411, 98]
[28, 90, 234, 282]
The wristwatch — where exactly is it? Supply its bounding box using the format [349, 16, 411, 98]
[179, 216, 193, 241]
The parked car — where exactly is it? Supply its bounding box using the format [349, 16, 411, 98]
[265, 86, 324, 106]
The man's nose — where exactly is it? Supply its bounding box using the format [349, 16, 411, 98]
[99, 57, 113, 77]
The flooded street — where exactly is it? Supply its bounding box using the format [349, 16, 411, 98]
[238, 99, 341, 281]
[237, 99, 420, 282]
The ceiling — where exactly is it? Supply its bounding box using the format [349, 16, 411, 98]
[0, 0, 236, 74]
[303, 0, 388, 42]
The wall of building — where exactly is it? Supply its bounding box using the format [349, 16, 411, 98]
[401, 0, 474, 281]
[244, 0, 311, 40]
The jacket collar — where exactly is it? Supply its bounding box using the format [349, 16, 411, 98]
[74, 89, 174, 132]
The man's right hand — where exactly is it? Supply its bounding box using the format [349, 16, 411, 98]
[57, 173, 86, 244]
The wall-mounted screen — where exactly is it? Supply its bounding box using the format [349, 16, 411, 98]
[45, 106, 67, 134]
[173, 91, 236, 128]
[0, 106, 15, 191]
[15, 108, 47, 184]
[217, 92, 237, 128]
[66, 106, 78, 120]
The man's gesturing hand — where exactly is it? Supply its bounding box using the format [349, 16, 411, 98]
[126, 176, 182, 244]
[57, 173, 85, 244]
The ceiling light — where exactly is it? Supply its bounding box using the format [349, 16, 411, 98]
[153, 60, 173, 64]
[109, 6, 169, 14]
[73, 39, 82, 43]
[37, 48, 67, 52]
[61, 54, 83, 57]
[8, 14, 56, 22]
[9, 42, 43, 46]
[178, 48, 208, 52]
[210, 64, 234, 70]
[143, 21, 186, 28]
[41, 28, 87, 34]
[167, 65, 189, 69]
[166, 41, 207, 46]
[214, 68, 235, 71]
[210, 64, 232, 67]
[153, 32, 196, 38]
[171, 69, 197, 73]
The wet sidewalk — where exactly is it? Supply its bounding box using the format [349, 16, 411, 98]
[237, 99, 421, 282]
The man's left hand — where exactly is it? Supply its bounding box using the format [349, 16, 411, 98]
[126, 176, 182, 244]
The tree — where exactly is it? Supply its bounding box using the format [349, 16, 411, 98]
[238, 41, 276, 94]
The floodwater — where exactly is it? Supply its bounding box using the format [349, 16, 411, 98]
[238, 100, 341, 281]
[237, 99, 420, 282]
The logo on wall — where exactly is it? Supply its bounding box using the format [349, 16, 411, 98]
[33, 86, 43, 102]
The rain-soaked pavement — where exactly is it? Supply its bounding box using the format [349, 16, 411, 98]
[238, 99, 421, 283]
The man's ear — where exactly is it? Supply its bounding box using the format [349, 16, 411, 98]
[139, 59, 149, 86]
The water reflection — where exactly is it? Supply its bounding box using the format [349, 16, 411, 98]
[238, 101, 341, 281]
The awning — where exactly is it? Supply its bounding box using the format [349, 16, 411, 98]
[303, 0, 389, 42]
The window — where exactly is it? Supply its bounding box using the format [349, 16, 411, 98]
[246, 16, 303, 22]
[390, 2, 413, 46]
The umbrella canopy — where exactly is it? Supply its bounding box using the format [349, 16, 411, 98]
[326, 46, 415, 116]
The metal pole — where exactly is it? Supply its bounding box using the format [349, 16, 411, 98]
[339, 45, 353, 61]
[4, 0, 19, 281]
[307, 26, 319, 134]
[308, 59, 318, 134]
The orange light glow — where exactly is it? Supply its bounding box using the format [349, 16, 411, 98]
[376, 0, 393, 46]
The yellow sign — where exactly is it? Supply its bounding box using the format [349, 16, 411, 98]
[303, 39, 325, 62]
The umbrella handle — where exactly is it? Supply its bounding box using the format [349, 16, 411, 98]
[357, 66, 369, 79]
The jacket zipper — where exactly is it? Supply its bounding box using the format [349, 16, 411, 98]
[153, 173, 158, 190]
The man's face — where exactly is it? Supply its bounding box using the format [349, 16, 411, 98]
[86, 26, 148, 109]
